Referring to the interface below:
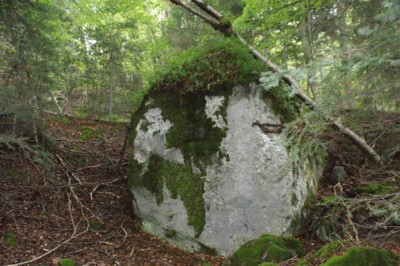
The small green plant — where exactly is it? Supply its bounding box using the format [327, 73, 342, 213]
[89, 220, 104, 231]
[59, 258, 76, 266]
[5, 232, 18, 248]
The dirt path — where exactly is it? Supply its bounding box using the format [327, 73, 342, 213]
[0, 117, 222, 266]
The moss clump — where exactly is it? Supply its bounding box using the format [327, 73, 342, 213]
[149, 38, 265, 95]
[313, 241, 344, 259]
[5, 232, 18, 248]
[132, 154, 206, 236]
[258, 263, 278, 266]
[322, 195, 338, 204]
[59, 258, 76, 266]
[295, 258, 308, 265]
[352, 183, 396, 195]
[320, 246, 400, 266]
[229, 235, 305, 266]
[89, 220, 104, 231]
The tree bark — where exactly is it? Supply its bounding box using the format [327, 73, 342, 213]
[168, 0, 383, 164]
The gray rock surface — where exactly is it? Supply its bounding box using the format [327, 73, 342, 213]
[129, 84, 320, 255]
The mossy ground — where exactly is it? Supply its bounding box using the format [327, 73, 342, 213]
[320, 246, 400, 266]
[312, 241, 345, 259]
[229, 235, 304, 266]
[352, 183, 396, 195]
[5, 231, 18, 248]
[59, 258, 76, 266]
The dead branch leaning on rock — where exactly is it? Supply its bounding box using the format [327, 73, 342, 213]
[168, 0, 383, 165]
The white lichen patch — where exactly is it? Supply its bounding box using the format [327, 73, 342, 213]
[134, 108, 184, 164]
[205, 96, 227, 129]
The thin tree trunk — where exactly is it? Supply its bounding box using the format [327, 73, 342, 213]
[168, 0, 383, 164]
[300, 2, 318, 98]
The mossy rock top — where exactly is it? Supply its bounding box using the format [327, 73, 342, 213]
[229, 234, 305, 266]
[149, 38, 265, 95]
[320, 246, 400, 266]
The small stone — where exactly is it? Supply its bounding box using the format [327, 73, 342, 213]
[332, 166, 347, 183]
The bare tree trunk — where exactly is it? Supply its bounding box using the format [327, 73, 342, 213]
[337, 2, 354, 109]
[168, 0, 383, 164]
[300, 2, 319, 99]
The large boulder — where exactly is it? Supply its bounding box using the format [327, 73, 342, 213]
[128, 39, 322, 255]
[128, 82, 321, 255]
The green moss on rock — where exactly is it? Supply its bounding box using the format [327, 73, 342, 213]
[313, 241, 344, 259]
[149, 38, 265, 95]
[132, 154, 206, 236]
[229, 235, 305, 266]
[320, 246, 400, 266]
[352, 183, 396, 195]
[151, 91, 228, 171]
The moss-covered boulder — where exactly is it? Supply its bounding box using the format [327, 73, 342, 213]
[320, 246, 400, 266]
[227, 234, 304, 266]
[128, 39, 322, 255]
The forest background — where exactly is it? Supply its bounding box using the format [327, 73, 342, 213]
[0, 0, 399, 155]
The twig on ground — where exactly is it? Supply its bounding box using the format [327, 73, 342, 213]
[4, 193, 88, 266]
[90, 177, 123, 201]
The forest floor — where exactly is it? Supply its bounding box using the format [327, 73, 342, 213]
[0, 117, 222, 266]
[0, 115, 399, 266]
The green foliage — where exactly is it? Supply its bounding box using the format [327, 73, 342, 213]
[59, 258, 76, 266]
[320, 246, 400, 266]
[0, 134, 54, 171]
[5, 232, 18, 248]
[229, 235, 305, 266]
[149, 38, 265, 94]
[283, 110, 328, 174]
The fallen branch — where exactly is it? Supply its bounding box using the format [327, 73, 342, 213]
[168, 0, 383, 164]
[55, 153, 83, 184]
[90, 177, 123, 201]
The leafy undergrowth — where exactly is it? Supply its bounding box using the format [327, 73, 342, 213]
[0, 116, 221, 266]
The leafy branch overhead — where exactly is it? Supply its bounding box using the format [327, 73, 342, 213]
[168, 0, 383, 164]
